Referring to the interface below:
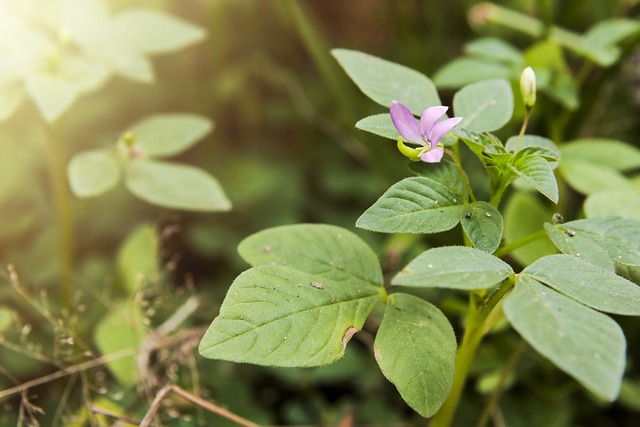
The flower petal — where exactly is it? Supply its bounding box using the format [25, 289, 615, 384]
[420, 147, 444, 163]
[390, 101, 421, 143]
[419, 106, 448, 138]
[427, 117, 462, 146]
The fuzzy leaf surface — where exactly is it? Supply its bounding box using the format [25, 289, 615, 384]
[374, 293, 456, 418]
[508, 155, 559, 203]
[460, 201, 503, 253]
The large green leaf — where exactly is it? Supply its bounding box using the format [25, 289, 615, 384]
[545, 217, 640, 267]
[332, 49, 441, 114]
[125, 160, 231, 212]
[374, 293, 456, 418]
[128, 113, 213, 157]
[504, 276, 625, 401]
[544, 223, 613, 270]
[238, 224, 383, 288]
[114, 9, 206, 55]
[409, 160, 468, 200]
[508, 155, 558, 203]
[356, 177, 465, 234]
[523, 254, 640, 315]
[68, 149, 121, 197]
[392, 246, 513, 289]
[453, 79, 513, 132]
[460, 201, 503, 253]
[355, 114, 399, 140]
[198, 264, 381, 367]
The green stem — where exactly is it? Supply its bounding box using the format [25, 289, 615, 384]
[512, 109, 530, 152]
[48, 123, 74, 313]
[488, 174, 510, 208]
[494, 230, 547, 258]
[444, 148, 476, 203]
[430, 278, 516, 427]
[475, 339, 527, 427]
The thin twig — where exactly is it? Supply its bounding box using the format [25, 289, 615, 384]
[0, 348, 135, 401]
[138, 384, 260, 427]
[90, 405, 141, 426]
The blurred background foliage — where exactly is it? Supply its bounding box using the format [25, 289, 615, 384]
[1, 0, 640, 425]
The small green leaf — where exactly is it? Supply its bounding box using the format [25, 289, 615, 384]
[374, 293, 456, 418]
[464, 37, 524, 64]
[453, 79, 514, 132]
[198, 265, 381, 367]
[95, 299, 147, 386]
[434, 58, 512, 89]
[129, 113, 213, 157]
[508, 155, 559, 203]
[114, 9, 206, 55]
[238, 224, 383, 288]
[545, 217, 640, 267]
[117, 223, 159, 293]
[125, 160, 230, 212]
[355, 114, 399, 140]
[505, 135, 561, 164]
[460, 201, 503, 253]
[523, 254, 640, 315]
[543, 223, 613, 270]
[332, 49, 441, 114]
[504, 276, 625, 401]
[392, 246, 513, 289]
[68, 149, 121, 197]
[585, 189, 640, 221]
[356, 177, 465, 234]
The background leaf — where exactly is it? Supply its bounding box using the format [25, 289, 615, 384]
[453, 79, 513, 132]
[125, 160, 231, 212]
[504, 276, 625, 401]
[129, 113, 213, 157]
[332, 49, 441, 114]
[523, 254, 640, 315]
[117, 223, 159, 293]
[585, 188, 640, 220]
[67, 149, 120, 197]
[198, 265, 381, 367]
[392, 246, 513, 289]
[374, 293, 456, 418]
[356, 177, 465, 234]
[460, 201, 503, 253]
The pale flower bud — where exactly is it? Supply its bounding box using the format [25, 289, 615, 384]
[520, 66, 536, 108]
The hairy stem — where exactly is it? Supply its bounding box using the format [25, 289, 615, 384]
[430, 278, 516, 427]
[494, 230, 547, 258]
[445, 148, 476, 202]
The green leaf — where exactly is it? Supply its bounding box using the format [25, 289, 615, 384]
[523, 254, 640, 315]
[543, 223, 613, 270]
[583, 19, 640, 66]
[238, 224, 383, 288]
[504, 276, 625, 401]
[545, 217, 640, 267]
[409, 160, 468, 200]
[125, 160, 231, 212]
[374, 293, 456, 417]
[508, 155, 558, 203]
[117, 223, 159, 293]
[433, 58, 512, 89]
[561, 139, 640, 171]
[503, 191, 557, 265]
[128, 113, 213, 157]
[332, 49, 441, 114]
[392, 246, 513, 289]
[585, 189, 640, 221]
[114, 9, 206, 55]
[560, 159, 631, 195]
[355, 114, 399, 140]
[68, 149, 121, 197]
[464, 37, 524, 64]
[505, 135, 561, 164]
[460, 201, 503, 253]
[24, 74, 79, 122]
[356, 177, 465, 234]
[94, 299, 147, 386]
[453, 79, 513, 132]
[198, 264, 381, 367]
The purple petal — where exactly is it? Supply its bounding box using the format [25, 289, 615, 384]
[419, 106, 448, 138]
[420, 147, 444, 163]
[427, 117, 462, 146]
[390, 101, 421, 143]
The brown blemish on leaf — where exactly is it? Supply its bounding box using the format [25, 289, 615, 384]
[341, 326, 359, 350]
[564, 229, 576, 237]
[309, 281, 325, 289]
[373, 348, 382, 362]
[262, 245, 272, 253]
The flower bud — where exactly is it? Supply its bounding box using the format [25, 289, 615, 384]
[520, 66, 536, 108]
[121, 131, 137, 147]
